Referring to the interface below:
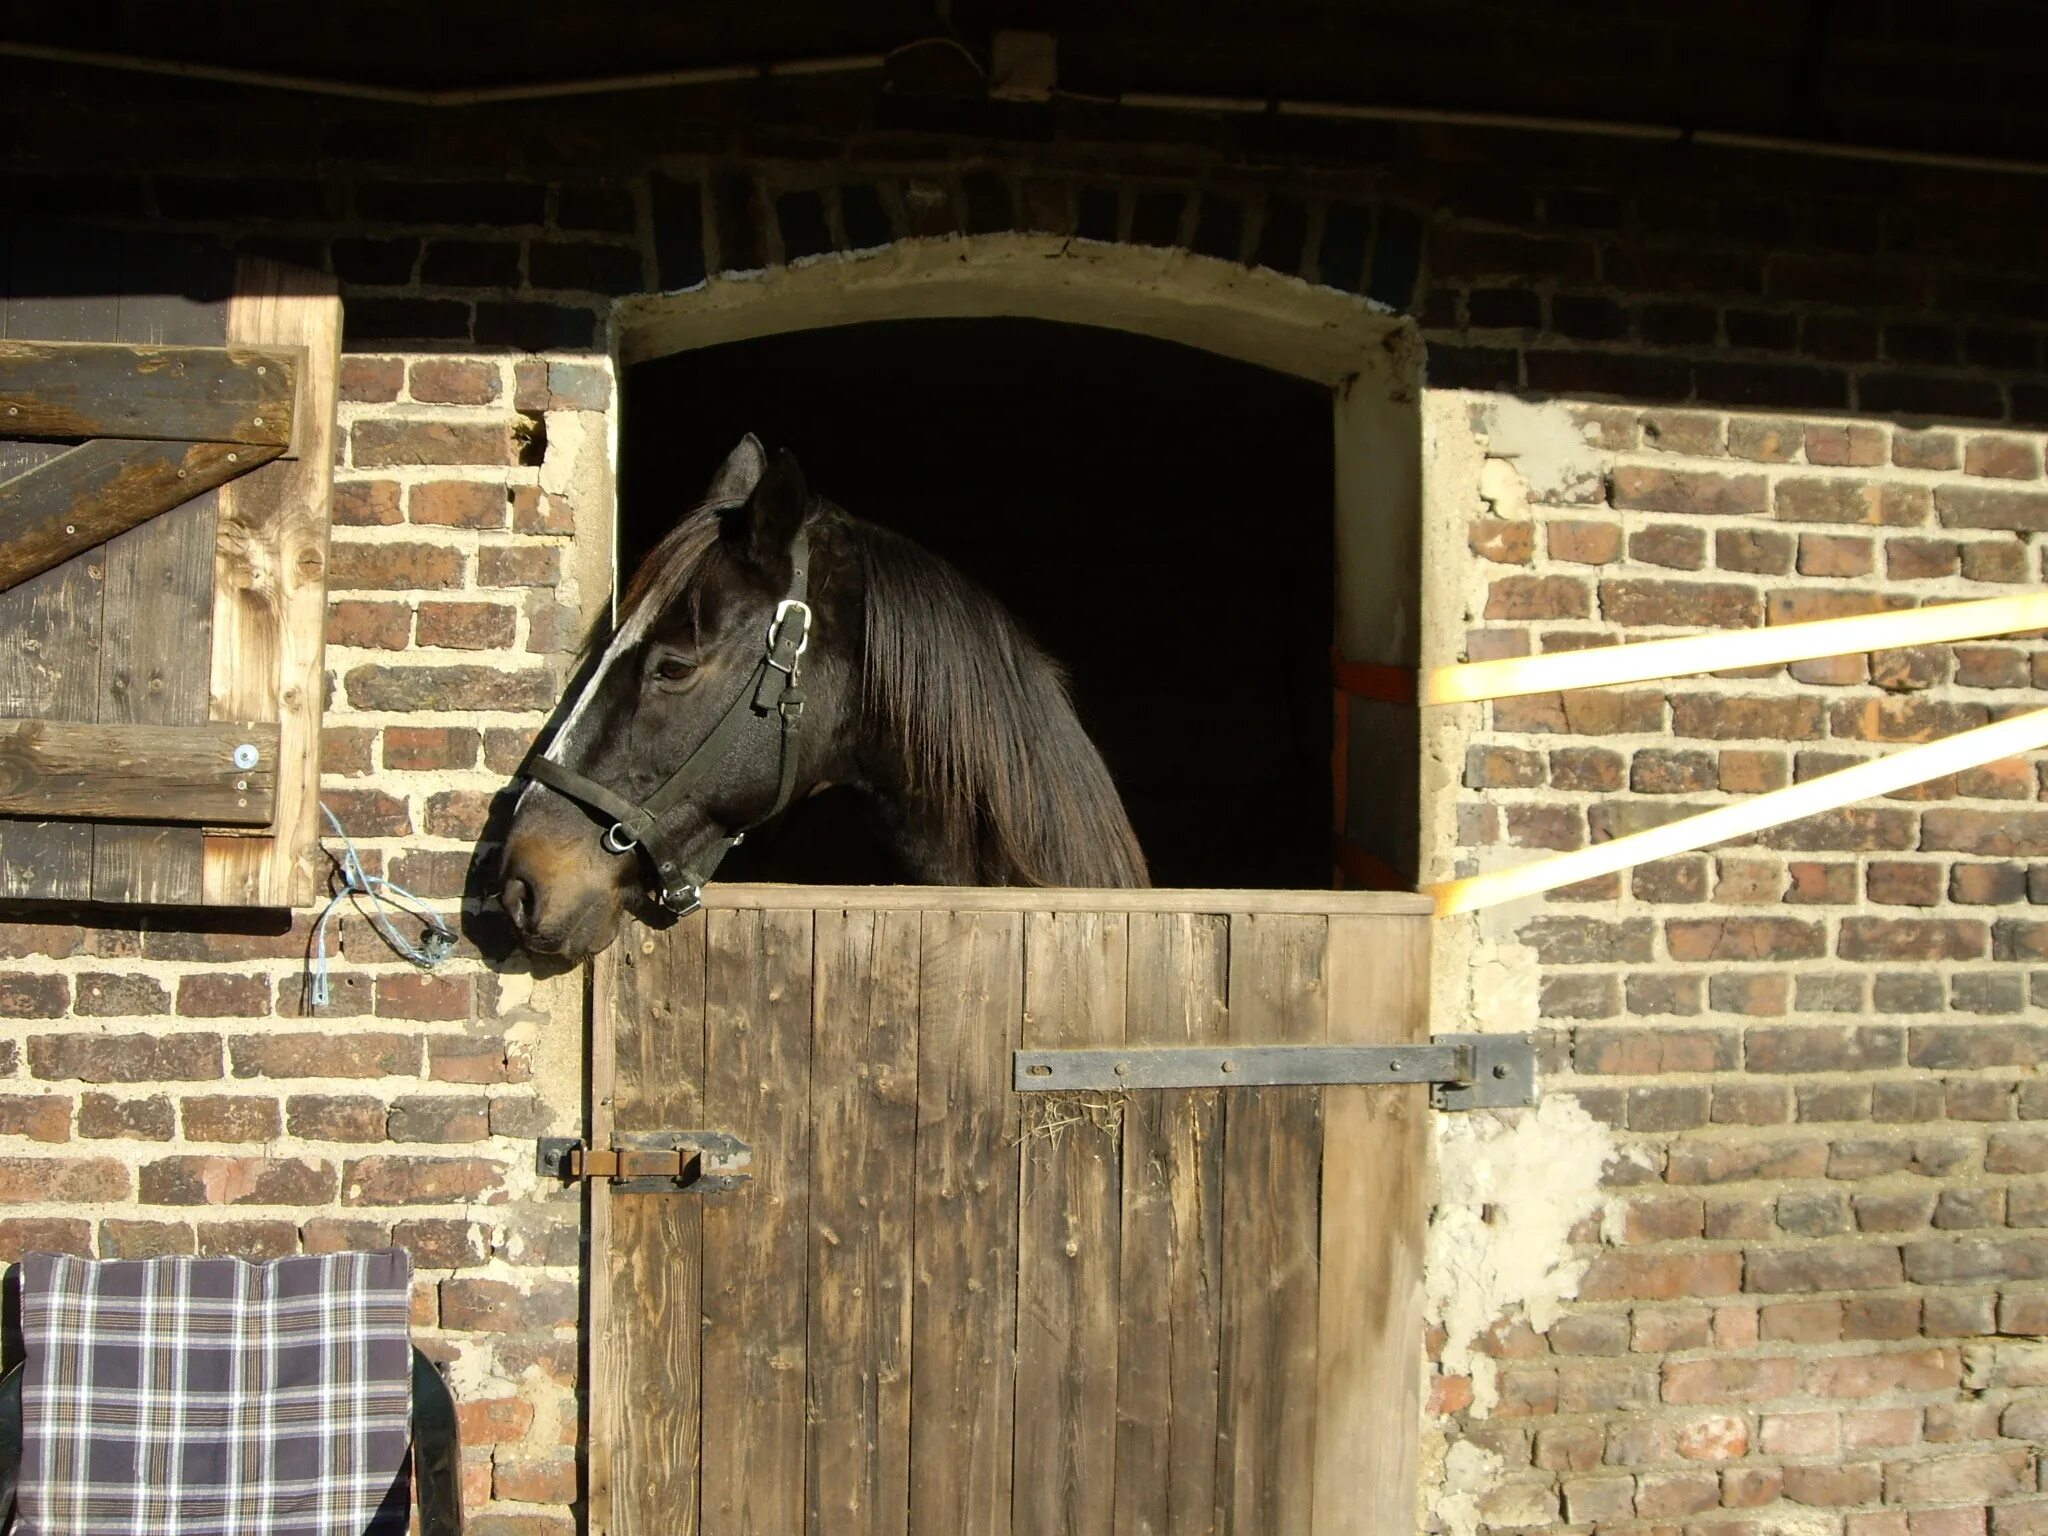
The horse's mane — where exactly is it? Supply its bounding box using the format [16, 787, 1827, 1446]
[613, 498, 1149, 888]
[853, 520, 1149, 888]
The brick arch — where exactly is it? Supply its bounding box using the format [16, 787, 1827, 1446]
[642, 170, 1413, 318]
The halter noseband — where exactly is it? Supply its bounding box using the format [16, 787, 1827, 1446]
[523, 529, 813, 917]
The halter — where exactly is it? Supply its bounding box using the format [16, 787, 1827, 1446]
[523, 529, 812, 916]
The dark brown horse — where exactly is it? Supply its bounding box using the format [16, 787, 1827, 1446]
[498, 435, 1148, 961]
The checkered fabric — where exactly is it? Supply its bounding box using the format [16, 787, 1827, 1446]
[18, 1250, 415, 1536]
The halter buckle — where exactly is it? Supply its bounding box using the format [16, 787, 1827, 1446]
[767, 599, 812, 674]
[601, 823, 639, 855]
[659, 883, 704, 916]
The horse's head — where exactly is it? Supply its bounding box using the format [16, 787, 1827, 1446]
[498, 435, 852, 961]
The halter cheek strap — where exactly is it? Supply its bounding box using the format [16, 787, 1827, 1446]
[524, 530, 812, 915]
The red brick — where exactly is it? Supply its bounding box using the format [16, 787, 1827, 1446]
[1469, 518, 1532, 563]
[351, 420, 529, 468]
[1666, 1138, 1829, 1184]
[30, 1033, 221, 1083]
[0, 974, 67, 1019]
[1728, 418, 1803, 462]
[1763, 1410, 1840, 1457]
[1666, 917, 1824, 962]
[1963, 541, 2029, 582]
[1745, 1244, 1905, 1293]
[181, 1095, 281, 1142]
[1547, 519, 1621, 564]
[1938, 484, 2048, 531]
[1783, 1462, 1884, 1507]
[342, 665, 557, 713]
[1887, 537, 1962, 579]
[76, 1093, 168, 1140]
[342, 1156, 506, 1205]
[494, 1458, 579, 1505]
[328, 542, 465, 591]
[231, 1033, 421, 1079]
[339, 357, 403, 404]
[1716, 527, 1794, 573]
[1601, 578, 1760, 628]
[1965, 434, 2041, 480]
[439, 1277, 577, 1332]
[1867, 861, 1942, 906]
[1486, 574, 1588, 620]
[1611, 466, 1766, 517]
[1580, 1250, 1743, 1302]
[407, 359, 501, 406]
[1672, 694, 1823, 739]
[382, 726, 479, 772]
[1629, 523, 1707, 569]
[1895, 429, 1959, 469]
[99, 1219, 196, 1258]
[1926, 809, 2048, 856]
[177, 974, 272, 1018]
[1837, 918, 1988, 961]
[416, 600, 517, 650]
[1805, 423, 1888, 467]
[1662, 1355, 1798, 1404]
[1777, 479, 1927, 526]
[455, 1396, 534, 1446]
[331, 479, 402, 527]
[428, 1036, 530, 1085]
[1804, 1347, 1960, 1398]
[326, 600, 412, 650]
[1888, 1450, 2031, 1505]
[139, 1156, 334, 1206]
[1799, 532, 1874, 576]
[478, 546, 561, 588]
[1675, 1415, 1748, 1461]
[286, 1095, 389, 1142]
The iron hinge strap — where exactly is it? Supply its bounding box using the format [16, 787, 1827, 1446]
[1011, 1033, 1537, 1110]
[536, 1132, 753, 1193]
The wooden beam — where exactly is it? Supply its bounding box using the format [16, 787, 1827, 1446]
[0, 439, 278, 595]
[1429, 705, 2048, 915]
[0, 719, 278, 825]
[203, 258, 340, 907]
[0, 339, 298, 447]
[1424, 591, 2048, 705]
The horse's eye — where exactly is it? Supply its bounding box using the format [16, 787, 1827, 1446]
[650, 655, 694, 684]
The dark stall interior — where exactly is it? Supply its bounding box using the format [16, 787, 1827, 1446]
[620, 317, 1336, 889]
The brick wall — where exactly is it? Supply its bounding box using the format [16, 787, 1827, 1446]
[0, 355, 609, 1536]
[4, 60, 2048, 1536]
[1431, 397, 2048, 1536]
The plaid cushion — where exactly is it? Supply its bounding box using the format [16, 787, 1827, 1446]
[19, 1250, 415, 1536]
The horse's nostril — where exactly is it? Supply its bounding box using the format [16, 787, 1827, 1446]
[500, 876, 534, 932]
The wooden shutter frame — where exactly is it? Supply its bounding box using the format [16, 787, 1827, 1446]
[0, 252, 337, 908]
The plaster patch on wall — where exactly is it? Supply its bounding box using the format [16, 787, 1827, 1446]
[1434, 1439, 1507, 1536]
[1425, 1095, 1613, 1395]
[1467, 395, 1604, 504]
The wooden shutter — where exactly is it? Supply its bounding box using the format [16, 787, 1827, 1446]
[0, 226, 337, 907]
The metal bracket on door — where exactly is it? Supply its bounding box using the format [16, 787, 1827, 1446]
[1011, 1033, 1537, 1110]
[536, 1130, 753, 1194]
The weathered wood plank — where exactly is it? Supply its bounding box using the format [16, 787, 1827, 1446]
[600, 917, 710, 1536]
[703, 886, 1431, 917]
[1312, 915, 1430, 1536]
[0, 339, 297, 446]
[93, 251, 229, 904]
[907, 909, 1024, 1536]
[203, 258, 340, 907]
[1013, 909, 1126, 1536]
[0, 223, 116, 901]
[0, 719, 275, 823]
[699, 907, 813, 1536]
[1117, 911, 1229, 1536]
[807, 908, 918, 1536]
[1216, 913, 1326, 1536]
[0, 438, 276, 597]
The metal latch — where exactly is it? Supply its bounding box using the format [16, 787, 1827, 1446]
[536, 1131, 752, 1194]
[1011, 1033, 1536, 1110]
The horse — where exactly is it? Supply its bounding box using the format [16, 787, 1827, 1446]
[497, 434, 1149, 961]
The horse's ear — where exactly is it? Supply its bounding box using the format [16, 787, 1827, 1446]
[726, 448, 809, 581]
[704, 433, 767, 504]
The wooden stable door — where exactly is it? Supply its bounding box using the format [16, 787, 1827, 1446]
[589, 888, 1432, 1536]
